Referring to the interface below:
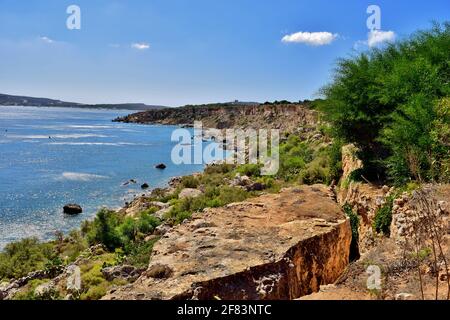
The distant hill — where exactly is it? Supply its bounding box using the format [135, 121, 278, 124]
[0, 93, 167, 110]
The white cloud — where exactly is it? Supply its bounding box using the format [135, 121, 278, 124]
[131, 42, 150, 50]
[281, 31, 338, 46]
[39, 36, 54, 44]
[367, 30, 395, 47]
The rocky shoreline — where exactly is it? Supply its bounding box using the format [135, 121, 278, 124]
[113, 102, 319, 135]
[2, 140, 449, 300]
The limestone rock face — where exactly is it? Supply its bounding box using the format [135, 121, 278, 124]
[341, 144, 363, 182]
[114, 103, 318, 135]
[338, 181, 390, 253]
[103, 185, 351, 300]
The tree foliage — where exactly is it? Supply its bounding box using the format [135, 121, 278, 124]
[321, 22, 450, 184]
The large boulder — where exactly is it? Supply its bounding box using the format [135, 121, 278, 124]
[230, 174, 251, 187]
[63, 204, 82, 215]
[168, 176, 182, 187]
[246, 182, 265, 192]
[103, 186, 351, 300]
[178, 188, 203, 199]
[102, 265, 144, 282]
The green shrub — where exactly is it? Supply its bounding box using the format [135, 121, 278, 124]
[167, 186, 252, 224]
[60, 230, 88, 263]
[137, 212, 160, 235]
[215, 186, 249, 205]
[326, 140, 344, 182]
[85, 209, 123, 251]
[296, 141, 345, 185]
[83, 208, 161, 253]
[118, 218, 138, 244]
[148, 188, 180, 203]
[276, 135, 317, 181]
[79, 253, 118, 300]
[80, 283, 109, 300]
[181, 175, 200, 188]
[125, 237, 159, 268]
[299, 158, 331, 185]
[373, 196, 394, 236]
[0, 238, 55, 280]
[204, 163, 235, 175]
[236, 164, 262, 177]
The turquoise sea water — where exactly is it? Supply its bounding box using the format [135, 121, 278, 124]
[0, 106, 208, 248]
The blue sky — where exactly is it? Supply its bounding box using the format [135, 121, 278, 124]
[0, 0, 448, 106]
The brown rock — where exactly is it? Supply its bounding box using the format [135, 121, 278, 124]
[178, 188, 203, 199]
[103, 185, 351, 300]
[63, 204, 82, 215]
[146, 264, 173, 279]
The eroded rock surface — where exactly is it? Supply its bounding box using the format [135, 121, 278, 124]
[104, 185, 351, 300]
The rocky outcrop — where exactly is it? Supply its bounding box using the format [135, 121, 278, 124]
[103, 186, 351, 300]
[341, 144, 363, 182]
[338, 181, 392, 253]
[114, 103, 318, 135]
[121, 197, 154, 217]
[121, 197, 171, 218]
[337, 144, 394, 253]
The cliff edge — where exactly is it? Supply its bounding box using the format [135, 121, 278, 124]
[104, 185, 351, 300]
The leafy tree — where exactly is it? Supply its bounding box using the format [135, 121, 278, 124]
[0, 238, 54, 280]
[321, 22, 450, 184]
[430, 97, 450, 181]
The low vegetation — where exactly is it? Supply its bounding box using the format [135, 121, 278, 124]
[277, 135, 342, 185]
[0, 238, 55, 281]
[81, 209, 160, 258]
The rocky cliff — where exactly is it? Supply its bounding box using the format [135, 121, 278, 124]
[114, 103, 318, 134]
[104, 186, 351, 300]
